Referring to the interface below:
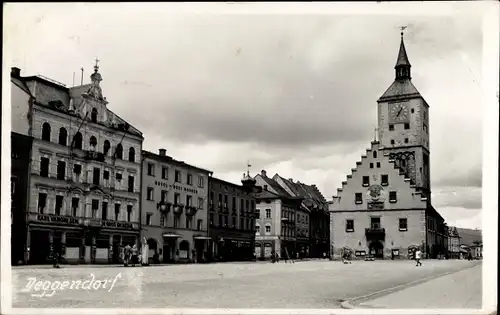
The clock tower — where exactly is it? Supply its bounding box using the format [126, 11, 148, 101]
[377, 31, 431, 200]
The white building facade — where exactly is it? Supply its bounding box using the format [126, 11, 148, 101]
[18, 63, 143, 264]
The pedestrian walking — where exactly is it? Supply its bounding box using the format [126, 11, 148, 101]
[123, 244, 131, 267]
[415, 248, 422, 266]
[131, 244, 138, 266]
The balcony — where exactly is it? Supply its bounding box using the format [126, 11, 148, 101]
[186, 206, 197, 216]
[85, 151, 105, 162]
[157, 201, 172, 213]
[365, 227, 386, 239]
[173, 204, 184, 215]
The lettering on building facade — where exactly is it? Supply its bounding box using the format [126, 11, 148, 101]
[154, 180, 199, 195]
[34, 214, 79, 225]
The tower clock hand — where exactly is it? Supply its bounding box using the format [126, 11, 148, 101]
[397, 108, 403, 117]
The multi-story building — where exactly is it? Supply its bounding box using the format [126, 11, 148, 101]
[447, 226, 461, 259]
[11, 63, 144, 264]
[141, 149, 212, 263]
[274, 175, 330, 258]
[207, 174, 257, 262]
[10, 67, 34, 265]
[254, 170, 302, 260]
[329, 32, 447, 260]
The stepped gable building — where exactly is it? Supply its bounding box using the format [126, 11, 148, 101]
[11, 62, 144, 265]
[273, 175, 330, 258]
[253, 170, 302, 260]
[448, 226, 461, 259]
[207, 171, 257, 262]
[329, 32, 447, 260]
[141, 149, 212, 263]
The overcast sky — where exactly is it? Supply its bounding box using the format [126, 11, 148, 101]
[5, 3, 488, 229]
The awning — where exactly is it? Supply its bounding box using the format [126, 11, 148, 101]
[193, 236, 211, 240]
[162, 233, 182, 238]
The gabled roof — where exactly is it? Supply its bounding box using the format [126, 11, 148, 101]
[254, 189, 281, 200]
[261, 176, 293, 198]
[378, 80, 422, 102]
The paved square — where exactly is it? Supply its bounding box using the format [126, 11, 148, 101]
[11, 260, 481, 308]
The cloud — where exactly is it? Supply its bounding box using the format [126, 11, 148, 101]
[6, 3, 486, 228]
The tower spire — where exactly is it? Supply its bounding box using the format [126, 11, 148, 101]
[395, 27, 411, 80]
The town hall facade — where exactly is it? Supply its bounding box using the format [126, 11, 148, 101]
[329, 32, 448, 260]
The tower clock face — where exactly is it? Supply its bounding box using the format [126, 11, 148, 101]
[389, 103, 410, 123]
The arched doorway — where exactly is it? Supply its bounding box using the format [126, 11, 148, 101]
[369, 241, 384, 258]
[147, 238, 158, 263]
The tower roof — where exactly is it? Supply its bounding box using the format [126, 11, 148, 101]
[395, 33, 411, 68]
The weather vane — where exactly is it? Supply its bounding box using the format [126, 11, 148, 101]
[400, 25, 408, 37]
[94, 57, 100, 70]
[247, 160, 252, 176]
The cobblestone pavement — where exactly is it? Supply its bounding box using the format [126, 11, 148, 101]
[11, 259, 481, 308]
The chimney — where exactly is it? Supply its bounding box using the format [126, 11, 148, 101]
[288, 178, 293, 183]
[11, 67, 21, 78]
[261, 170, 267, 177]
[158, 148, 166, 156]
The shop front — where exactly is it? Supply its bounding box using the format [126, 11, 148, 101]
[210, 228, 254, 262]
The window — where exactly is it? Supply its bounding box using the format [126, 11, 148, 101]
[389, 191, 397, 203]
[187, 174, 193, 185]
[147, 163, 155, 176]
[224, 216, 228, 226]
[265, 225, 271, 233]
[92, 199, 99, 218]
[102, 202, 108, 220]
[91, 108, 98, 123]
[399, 218, 408, 231]
[160, 214, 166, 227]
[175, 170, 181, 183]
[174, 216, 180, 228]
[251, 200, 255, 212]
[161, 167, 168, 179]
[186, 195, 192, 207]
[58, 128, 67, 146]
[209, 213, 214, 225]
[115, 144, 123, 159]
[57, 161, 66, 180]
[263, 185, 268, 191]
[255, 225, 261, 233]
[147, 187, 154, 201]
[231, 196, 236, 210]
[198, 197, 204, 209]
[146, 213, 152, 225]
[362, 176, 370, 187]
[265, 209, 271, 219]
[186, 217, 193, 229]
[355, 193, 363, 204]
[128, 147, 135, 162]
[198, 176, 204, 188]
[411, 108, 414, 113]
[389, 124, 394, 131]
[73, 132, 83, 150]
[246, 200, 249, 211]
[174, 193, 180, 205]
[370, 217, 381, 229]
[55, 195, 64, 215]
[370, 163, 374, 168]
[256, 209, 260, 219]
[89, 136, 97, 150]
[128, 176, 134, 192]
[93, 167, 100, 185]
[42, 122, 51, 141]
[40, 157, 50, 177]
[373, 151, 377, 158]
[218, 214, 223, 226]
[381, 174, 389, 186]
[240, 198, 244, 212]
[71, 197, 79, 216]
[404, 138, 409, 143]
[114, 204, 120, 221]
[346, 219, 354, 232]
[376, 162, 381, 168]
[160, 190, 167, 202]
[103, 140, 111, 156]
[390, 139, 395, 145]
[197, 219, 203, 231]
[127, 205, 133, 222]
[103, 170, 110, 184]
[404, 123, 410, 130]
[116, 173, 122, 182]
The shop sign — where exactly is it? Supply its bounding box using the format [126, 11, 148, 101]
[154, 181, 199, 195]
[102, 220, 136, 230]
[31, 213, 79, 225]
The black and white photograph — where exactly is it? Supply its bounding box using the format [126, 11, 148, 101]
[2, 2, 498, 314]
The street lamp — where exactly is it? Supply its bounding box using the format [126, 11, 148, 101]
[157, 201, 168, 211]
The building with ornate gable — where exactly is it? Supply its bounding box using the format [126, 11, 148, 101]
[329, 32, 447, 260]
[11, 63, 144, 264]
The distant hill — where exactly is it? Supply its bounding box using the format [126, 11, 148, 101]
[456, 228, 482, 246]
